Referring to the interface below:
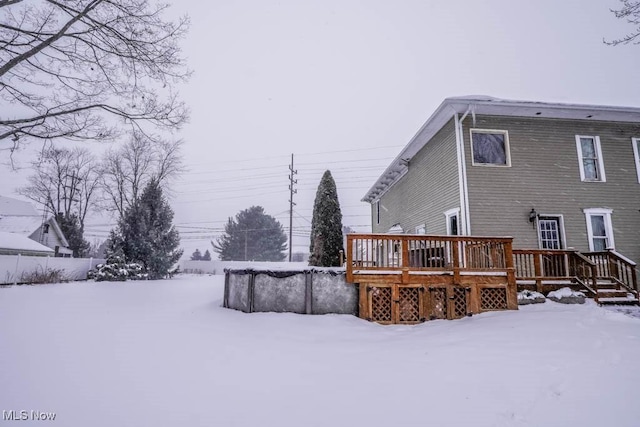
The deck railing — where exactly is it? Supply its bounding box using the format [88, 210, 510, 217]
[584, 250, 638, 292]
[512, 249, 598, 295]
[346, 234, 514, 282]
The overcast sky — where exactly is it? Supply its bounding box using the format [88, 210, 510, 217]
[2, 0, 640, 258]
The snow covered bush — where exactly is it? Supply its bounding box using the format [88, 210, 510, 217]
[88, 255, 147, 282]
[517, 290, 546, 305]
[547, 287, 586, 304]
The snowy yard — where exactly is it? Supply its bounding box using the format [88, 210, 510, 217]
[1, 275, 640, 427]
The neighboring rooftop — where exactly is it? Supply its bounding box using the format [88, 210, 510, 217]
[0, 195, 39, 216]
[0, 231, 54, 255]
[362, 96, 640, 203]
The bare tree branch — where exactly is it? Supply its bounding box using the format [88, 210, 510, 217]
[100, 131, 183, 218]
[17, 146, 100, 229]
[606, 0, 640, 45]
[0, 0, 190, 152]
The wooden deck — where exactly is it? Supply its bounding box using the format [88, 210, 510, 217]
[346, 234, 518, 324]
[346, 234, 640, 324]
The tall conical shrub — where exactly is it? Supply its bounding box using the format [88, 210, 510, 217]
[309, 170, 344, 266]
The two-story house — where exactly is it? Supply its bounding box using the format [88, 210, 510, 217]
[363, 96, 640, 266]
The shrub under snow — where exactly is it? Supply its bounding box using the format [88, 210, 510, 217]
[87, 256, 147, 282]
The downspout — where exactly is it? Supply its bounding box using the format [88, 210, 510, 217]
[453, 107, 472, 235]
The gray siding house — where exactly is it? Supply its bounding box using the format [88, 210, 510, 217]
[363, 96, 640, 265]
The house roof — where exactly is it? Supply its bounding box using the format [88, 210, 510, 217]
[0, 196, 70, 248]
[0, 231, 54, 255]
[362, 96, 640, 203]
[0, 216, 43, 235]
[0, 195, 39, 216]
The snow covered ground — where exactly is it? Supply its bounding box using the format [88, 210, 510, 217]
[1, 275, 640, 427]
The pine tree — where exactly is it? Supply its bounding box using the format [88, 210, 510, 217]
[55, 213, 90, 258]
[191, 249, 203, 260]
[213, 206, 287, 261]
[309, 170, 344, 267]
[202, 249, 212, 261]
[109, 178, 183, 279]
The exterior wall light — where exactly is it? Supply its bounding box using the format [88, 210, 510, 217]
[528, 208, 538, 227]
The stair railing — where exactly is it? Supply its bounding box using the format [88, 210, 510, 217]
[568, 251, 598, 302]
[585, 249, 638, 296]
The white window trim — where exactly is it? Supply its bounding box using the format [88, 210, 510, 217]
[575, 135, 606, 182]
[632, 137, 640, 184]
[444, 208, 461, 235]
[583, 208, 614, 251]
[470, 128, 511, 167]
[375, 200, 380, 225]
[536, 214, 566, 250]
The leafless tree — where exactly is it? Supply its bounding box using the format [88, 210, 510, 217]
[606, 0, 640, 45]
[0, 0, 190, 157]
[100, 131, 183, 218]
[18, 146, 100, 228]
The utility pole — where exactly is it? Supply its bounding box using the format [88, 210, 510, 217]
[288, 153, 297, 262]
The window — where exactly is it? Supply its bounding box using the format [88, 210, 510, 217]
[632, 138, 640, 183]
[375, 200, 380, 224]
[575, 135, 606, 182]
[583, 208, 614, 252]
[537, 216, 564, 250]
[445, 208, 460, 235]
[470, 129, 510, 166]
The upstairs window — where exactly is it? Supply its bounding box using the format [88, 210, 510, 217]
[576, 135, 606, 182]
[583, 208, 614, 252]
[470, 129, 510, 166]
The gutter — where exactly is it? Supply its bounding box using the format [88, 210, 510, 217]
[453, 106, 472, 235]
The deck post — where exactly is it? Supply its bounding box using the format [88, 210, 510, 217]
[346, 237, 354, 283]
[452, 239, 460, 285]
[533, 253, 542, 293]
[401, 236, 410, 284]
[358, 284, 368, 320]
[504, 240, 518, 310]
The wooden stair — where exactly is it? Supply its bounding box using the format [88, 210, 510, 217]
[595, 279, 639, 305]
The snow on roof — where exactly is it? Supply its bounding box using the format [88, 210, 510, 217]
[0, 195, 39, 216]
[362, 96, 640, 203]
[0, 216, 43, 235]
[0, 231, 54, 253]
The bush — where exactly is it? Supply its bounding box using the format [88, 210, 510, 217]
[88, 255, 148, 282]
[20, 267, 68, 285]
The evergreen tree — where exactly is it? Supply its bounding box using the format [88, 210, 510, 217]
[55, 213, 90, 258]
[213, 206, 287, 261]
[191, 249, 203, 261]
[309, 170, 344, 267]
[109, 178, 183, 279]
[202, 249, 212, 261]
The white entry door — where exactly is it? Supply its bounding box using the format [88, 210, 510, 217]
[538, 217, 563, 250]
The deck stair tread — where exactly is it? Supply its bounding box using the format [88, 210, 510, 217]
[597, 296, 639, 305]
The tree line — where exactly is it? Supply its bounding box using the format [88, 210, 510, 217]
[18, 134, 183, 258]
[213, 170, 344, 267]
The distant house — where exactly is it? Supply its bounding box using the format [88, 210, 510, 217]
[363, 96, 640, 265]
[0, 195, 73, 257]
[0, 231, 54, 256]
